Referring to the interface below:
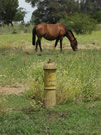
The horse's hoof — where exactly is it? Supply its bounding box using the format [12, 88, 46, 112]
[35, 49, 37, 52]
[37, 54, 42, 56]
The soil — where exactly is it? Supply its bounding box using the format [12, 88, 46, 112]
[0, 83, 25, 95]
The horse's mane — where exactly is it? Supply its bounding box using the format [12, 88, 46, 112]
[66, 29, 76, 40]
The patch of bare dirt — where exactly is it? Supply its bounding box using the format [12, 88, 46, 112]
[42, 42, 101, 50]
[78, 43, 101, 50]
[46, 112, 67, 123]
[0, 83, 25, 95]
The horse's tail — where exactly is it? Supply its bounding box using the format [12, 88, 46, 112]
[32, 26, 36, 45]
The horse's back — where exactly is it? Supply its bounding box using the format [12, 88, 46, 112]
[36, 23, 66, 31]
[35, 23, 66, 40]
[35, 23, 47, 35]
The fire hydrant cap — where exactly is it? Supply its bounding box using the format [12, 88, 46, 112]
[44, 59, 56, 70]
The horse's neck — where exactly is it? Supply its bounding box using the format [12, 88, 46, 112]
[67, 30, 75, 41]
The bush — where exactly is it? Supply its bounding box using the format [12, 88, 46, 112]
[12, 29, 17, 34]
[60, 13, 97, 34]
[93, 10, 101, 23]
[23, 53, 101, 105]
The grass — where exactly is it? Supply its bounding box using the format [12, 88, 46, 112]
[77, 30, 101, 47]
[0, 96, 101, 135]
[0, 26, 101, 134]
[0, 48, 101, 102]
[0, 24, 33, 35]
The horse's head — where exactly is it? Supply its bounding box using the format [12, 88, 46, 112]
[70, 39, 78, 51]
[66, 29, 78, 51]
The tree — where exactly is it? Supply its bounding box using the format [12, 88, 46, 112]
[26, 0, 80, 24]
[14, 8, 26, 22]
[80, 0, 101, 14]
[31, 0, 63, 24]
[79, 0, 101, 23]
[25, 0, 40, 7]
[60, 13, 97, 34]
[0, 0, 25, 25]
[93, 10, 101, 23]
[26, 0, 101, 26]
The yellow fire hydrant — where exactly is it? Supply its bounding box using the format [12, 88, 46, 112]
[43, 59, 57, 108]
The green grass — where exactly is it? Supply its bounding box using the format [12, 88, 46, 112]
[0, 30, 101, 102]
[0, 96, 101, 135]
[78, 30, 101, 46]
[0, 27, 101, 135]
[0, 33, 31, 46]
[0, 48, 101, 102]
[0, 24, 33, 35]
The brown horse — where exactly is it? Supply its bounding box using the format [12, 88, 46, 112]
[32, 23, 78, 51]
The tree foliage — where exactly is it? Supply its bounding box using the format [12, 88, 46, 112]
[80, 0, 101, 14]
[26, 0, 101, 25]
[93, 10, 101, 23]
[0, 0, 25, 25]
[80, 0, 101, 23]
[60, 13, 97, 34]
[26, 0, 79, 24]
[14, 8, 26, 22]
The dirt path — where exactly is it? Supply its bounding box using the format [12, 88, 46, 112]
[0, 84, 25, 95]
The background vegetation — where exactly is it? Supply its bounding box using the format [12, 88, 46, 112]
[1, 0, 101, 34]
[0, 0, 26, 25]
[26, 0, 101, 34]
[0, 25, 101, 134]
[0, 0, 101, 134]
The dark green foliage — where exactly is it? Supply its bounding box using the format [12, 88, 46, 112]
[25, 0, 40, 7]
[93, 10, 101, 23]
[80, 0, 101, 13]
[27, 0, 101, 27]
[60, 13, 97, 34]
[30, 0, 79, 24]
[80, 0, 101, 24]
[0, 0, 25, 25]
[14, 8, 26, 22]
[0, 0, 18, 25]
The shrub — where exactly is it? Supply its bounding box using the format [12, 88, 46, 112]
[24, 62, 44, 103]
[12, 29, 17, 34]
[60, 13, 97, 34]
[93, 10, 101, 23]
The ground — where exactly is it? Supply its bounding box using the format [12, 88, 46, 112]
[0, 42, 101, 96]
[0, 83, 24, 95]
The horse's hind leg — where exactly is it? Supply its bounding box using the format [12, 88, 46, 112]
[35, 39, 39, 52]
[39, 39, 42, 51]
[35, 38, 42, 52]
[60, 39, 63, 51]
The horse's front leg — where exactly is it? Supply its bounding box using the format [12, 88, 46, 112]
[54, 39, 59, 48]
[60, 39, 63, 51]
